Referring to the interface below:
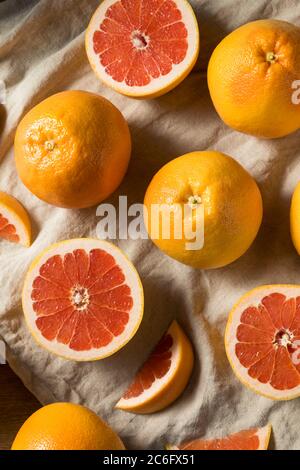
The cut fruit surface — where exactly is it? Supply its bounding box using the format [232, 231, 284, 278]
[225, 285, 300, 400]
[116, 320, 194, 413]
[85, 0, 199, 98]
[0, 191, 31, 246]
[167, 425, 271, 450]
[22, 239, 144, 361]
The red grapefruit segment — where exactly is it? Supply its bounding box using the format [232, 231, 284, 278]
[116, 320, 194, 413]
[225, 285, 300, 400]
[123, 332, 173, 399]
[22, 239, 144, 361]
[0, 191, 31, 246]
[167, 425, 271, 450]
[86, 0, 199, 98]
[0, 213, 20, 243]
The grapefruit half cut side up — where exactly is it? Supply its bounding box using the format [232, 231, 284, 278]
[166, 425, 271, 450]
[85, 0, 199, 98]
[22, 239, 144, 361]
[0, 191, 31, 246]
[225, 285, 300, 400]
[116, 320, 194, 413]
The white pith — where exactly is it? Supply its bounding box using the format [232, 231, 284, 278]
[0, 203, 29, 246]
[71, 286, 90, 311]
[116, 321, 180, 408]
[225, 285, 300, 400]
[22, 238, 144, 361]
[256, 425, 272, 450]
[131, 30, 149, 49]
[85, 0, 199, 96]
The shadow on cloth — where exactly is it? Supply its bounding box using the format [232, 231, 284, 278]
[0, 104, 6, 142]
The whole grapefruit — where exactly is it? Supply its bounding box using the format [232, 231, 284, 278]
[14, 90, 131, 208]
[208, 20, 300, 138]
[144, 151, 263, 269]
[11, 402, 125, 450]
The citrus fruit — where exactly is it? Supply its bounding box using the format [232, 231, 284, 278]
[208, 20, 300, 138]
[11, 402, 125, 450]
[290, 182, 300, 255]
[167, 425, 271, 450]
[144, 151, 263, 269]
[14, 90, 131, 208]
[225, 285, 300, 400]
[116, 320, 193, 413]
[85, 0, 199, 98]
[22, 238, 144, 361]
[0, 191, 31, 246]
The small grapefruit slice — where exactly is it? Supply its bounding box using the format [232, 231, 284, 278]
[225, 285, 300, 400]
[85, 0, 199, 98]
[116, 320, 194, 413]
[166, 425, 271, 450]
[0, 191, 31, 246]
[22, 239, 144, 361]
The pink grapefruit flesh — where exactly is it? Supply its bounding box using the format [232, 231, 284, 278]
[85, 0, 199, 98]
[167, 425, 271, 450]
[0, 213, 19, 243]
[116, 320, 194, 413]
[225, 285, 300, 400]
[123, 331, 173, 399]
[0, 191, 31, 247]
[22, 239, 144, 361]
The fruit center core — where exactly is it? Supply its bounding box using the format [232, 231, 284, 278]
[44, 140, 56, 151]
[71, 286, 89, 310]
[132, 31, 149, 49]
[274, 329, 293, 347]
[187, 195, 202, 208]
[266, 52, 277, 63]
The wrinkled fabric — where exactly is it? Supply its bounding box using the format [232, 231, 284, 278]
[1, 0, 300, 450]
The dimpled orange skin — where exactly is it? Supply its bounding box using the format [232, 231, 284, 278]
[290, 181, 300, 255]
[208, 20, 300, 139]
[144, 151, 263, 269]
[14, 90, 131, 208]
[11, 403, 125, 450]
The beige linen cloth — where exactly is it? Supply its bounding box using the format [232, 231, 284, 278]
[1, 0, 300, 450]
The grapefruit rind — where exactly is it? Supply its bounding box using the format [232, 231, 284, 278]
[166, 424, 272, 451]
[0, 191, 31, 247]
[290, 182, 300, 256]
[257, 424, 272, 450]
[115, 320, 194, 413]
[85, 0, 200, 99]
[225, 284, 300, 401]
[22, 238, 144, 361]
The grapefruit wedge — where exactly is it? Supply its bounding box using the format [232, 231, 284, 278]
[116, 320, 194, 413]
[0, 191, 31, 246]
[22, 239, 144, 361]
[85, 0, 199, 98]
[167, 425, 271, 450]
[225, 285, 300, 400]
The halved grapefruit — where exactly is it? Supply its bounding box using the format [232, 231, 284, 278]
[225, 285, 300, 400]
[22, 239, 144, 361]
[115, 320, 194, 413]
[0, 191, 31, 246]
[166, 425, 271, 450]
[85, 0, 199, 98]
